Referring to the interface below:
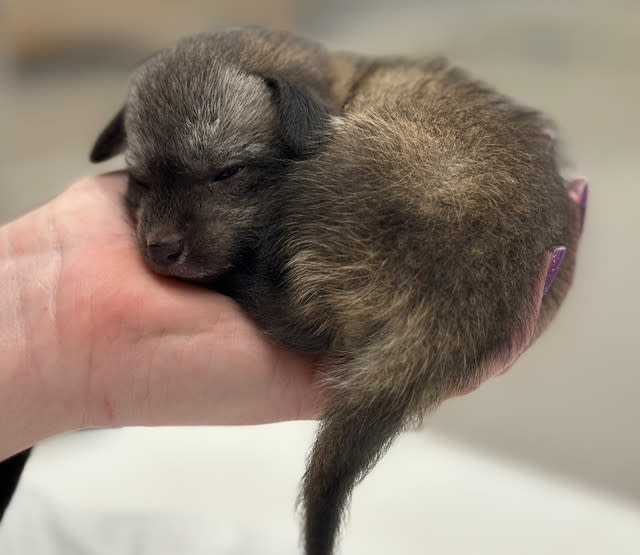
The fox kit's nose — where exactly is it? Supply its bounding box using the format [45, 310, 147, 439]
[147, 234, 185, 267]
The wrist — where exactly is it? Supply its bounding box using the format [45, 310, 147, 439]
[0, 205, 84, 459]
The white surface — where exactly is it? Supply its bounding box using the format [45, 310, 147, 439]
[1, 425, 639, 554]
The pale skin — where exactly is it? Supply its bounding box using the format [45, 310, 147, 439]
[0, 172, 320, 460]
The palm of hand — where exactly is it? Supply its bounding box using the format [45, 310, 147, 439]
[45, 173, 319, 431]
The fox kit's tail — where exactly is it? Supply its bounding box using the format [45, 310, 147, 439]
[302, 385, 408, 555]
[300, 324, 462, 555]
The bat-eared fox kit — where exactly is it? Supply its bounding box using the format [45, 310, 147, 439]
[1, 27, 586, 555]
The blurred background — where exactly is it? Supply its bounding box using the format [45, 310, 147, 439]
[1, 0, 639, 553]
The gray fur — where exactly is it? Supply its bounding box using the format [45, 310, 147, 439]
[90, 28, 580, 555]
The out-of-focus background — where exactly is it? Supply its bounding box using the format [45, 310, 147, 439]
[1, 0, 639, 553]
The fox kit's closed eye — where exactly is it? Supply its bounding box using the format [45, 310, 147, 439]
[0, 27, 586, 555]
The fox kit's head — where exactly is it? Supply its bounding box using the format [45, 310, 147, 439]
[90, 32, 335, 281]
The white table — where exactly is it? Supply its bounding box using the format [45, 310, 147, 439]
[1, 424, 639, 554]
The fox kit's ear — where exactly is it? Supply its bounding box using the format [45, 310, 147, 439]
[90, 107, 126, 163]
[265, 77, 335, 157]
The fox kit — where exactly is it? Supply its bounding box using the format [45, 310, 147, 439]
[0, 28, 586, 555]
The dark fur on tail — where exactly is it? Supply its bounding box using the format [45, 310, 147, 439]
[301, 334, 444, 555]
[303, 392, 407, 555]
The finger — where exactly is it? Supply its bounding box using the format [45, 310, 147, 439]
[567, 177, 588, 234]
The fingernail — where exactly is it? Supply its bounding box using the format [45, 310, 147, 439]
[544, 246, 566, 294]
[568, 177, 588, 233]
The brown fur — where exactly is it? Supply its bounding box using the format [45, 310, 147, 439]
[277, 60, 577, 554]
[80, 28, 579, 555]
